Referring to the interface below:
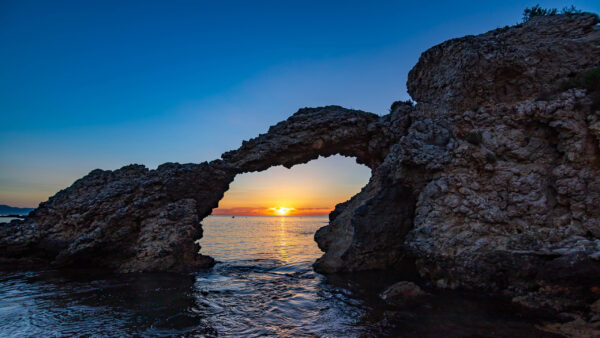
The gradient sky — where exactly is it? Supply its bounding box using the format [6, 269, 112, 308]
[1, 1, 599, 212]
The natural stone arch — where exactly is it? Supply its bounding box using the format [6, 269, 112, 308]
[0, 105, 412, 273]
[4, 17, 600, 323]
[216, 105, 414, 273]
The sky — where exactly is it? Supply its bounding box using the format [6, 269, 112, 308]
[1, 1, 599, 213]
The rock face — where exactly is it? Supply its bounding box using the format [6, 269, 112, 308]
[0, 162, 236, 272]
[1, 11, 599, 321]
[315, 13, 600, 317]
[403, 14, 600, 314]
[314, 14, 600, 318]
[407, 13, 600, 112]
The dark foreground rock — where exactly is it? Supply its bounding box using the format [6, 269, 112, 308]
[380, 281, 429, 307]
[1, 12, 600, 334]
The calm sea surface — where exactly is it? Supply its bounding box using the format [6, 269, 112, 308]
[0, 216, 559, 336]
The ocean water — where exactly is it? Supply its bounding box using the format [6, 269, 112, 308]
[0, 216, 560, 336]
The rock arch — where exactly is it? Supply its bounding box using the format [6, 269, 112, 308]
[221, 105, 399, 172]
[0, 105, 412, 272]
[3, 14, 600, 319]
[217, 105, 415, 273]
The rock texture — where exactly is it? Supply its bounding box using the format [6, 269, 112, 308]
[1, 12, 600, 329]
[403, 14, 600, 313]
[320, 16, 600, 326]
[0, 162, 236, 272]
[407, 13, 600, 111]
[314, 13, 600, 324]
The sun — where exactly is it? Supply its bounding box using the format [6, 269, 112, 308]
[270, 207, 294, 216]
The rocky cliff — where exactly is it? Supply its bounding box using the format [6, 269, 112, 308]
[314, 14, 600, 324]
[1, 12, 600, 328]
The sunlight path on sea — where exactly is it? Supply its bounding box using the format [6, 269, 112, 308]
[196, 215, 366, 336]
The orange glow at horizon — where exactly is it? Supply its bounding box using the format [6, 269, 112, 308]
[211, 155, 371, 217]
[270, 207, 294, 216]
[211, 206, 332, 216]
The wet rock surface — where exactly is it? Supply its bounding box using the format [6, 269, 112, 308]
[1, 13, 600, 332]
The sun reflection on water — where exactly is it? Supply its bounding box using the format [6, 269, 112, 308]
[277, 216, 289, 262]
[200, 216, 326, 265]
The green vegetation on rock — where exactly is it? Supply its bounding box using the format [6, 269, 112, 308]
[522, 5, 580, 22]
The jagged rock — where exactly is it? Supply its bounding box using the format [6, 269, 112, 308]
[313, 159, 417, 272]
[0, 162, 236, 272]
[400, 15, 600, 313]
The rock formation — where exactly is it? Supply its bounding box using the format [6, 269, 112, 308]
[1, 11, 600, 329]
[407, 14, 600, 112]
[0, 162, 236, 272]
[314, 14, 600, 324]
[221, 105, 400, 171]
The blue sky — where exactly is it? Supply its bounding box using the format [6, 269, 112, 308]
[1, 0, 599, 207]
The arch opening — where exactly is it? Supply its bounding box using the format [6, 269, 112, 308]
[200, 155, 371, 264]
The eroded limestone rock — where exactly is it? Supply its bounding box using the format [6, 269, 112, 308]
[313, 15, 600, 318]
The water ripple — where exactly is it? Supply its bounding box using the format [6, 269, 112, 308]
[0, 216, 561, 336]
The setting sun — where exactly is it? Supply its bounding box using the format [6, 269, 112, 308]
[270, 207, 295, 216]
[211, 156, 371, 216]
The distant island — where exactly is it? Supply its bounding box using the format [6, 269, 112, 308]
[0, 204, 33, 216]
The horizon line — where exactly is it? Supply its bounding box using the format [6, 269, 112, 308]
[209, 214, 329, 217]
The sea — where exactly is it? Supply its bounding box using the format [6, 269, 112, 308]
[0, 215, 560, 336]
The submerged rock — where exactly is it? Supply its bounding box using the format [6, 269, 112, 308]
[380, 281, 429, 307]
